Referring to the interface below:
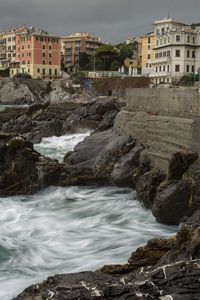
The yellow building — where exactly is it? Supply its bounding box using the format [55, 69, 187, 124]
[141, 32, 155, 75]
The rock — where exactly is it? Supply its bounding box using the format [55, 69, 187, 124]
[136, 169, 166, 209]
[110, 145, 144, 187]
[152, 180, 192, 225]
[12, 271, 138, 300]
[168, 151, 198, 180]
[60, 129, 135, 186]
[0, 132, 61, 196]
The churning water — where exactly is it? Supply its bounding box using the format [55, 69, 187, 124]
[0, 132, 178, 300]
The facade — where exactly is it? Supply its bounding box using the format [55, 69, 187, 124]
[0, 27, 28, 70]
[10, 27, 61, 80]
[123, 37, 142, 75]
[150, 17, 200, 84]
[141, 32, 155, 75]
[61, 32, 103, 70]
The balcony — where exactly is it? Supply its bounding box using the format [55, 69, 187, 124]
[151, 57, 170, 64]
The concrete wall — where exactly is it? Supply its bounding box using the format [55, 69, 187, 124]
[115, 88, 200, 172]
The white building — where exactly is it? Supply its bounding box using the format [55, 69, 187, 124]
[150, 17, 200, 84]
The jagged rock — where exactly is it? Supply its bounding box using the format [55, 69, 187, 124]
[110, 145, 144, 187]
[168, 151, 198, 180]
[60, 129, 135, 186]
[0, 132, 60, 196]
[152, 180, 192, 225]
[1, 99, 123, 143]
[136, 169, 166, 209]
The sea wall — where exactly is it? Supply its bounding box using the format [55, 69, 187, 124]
[114, 88, 200, 172]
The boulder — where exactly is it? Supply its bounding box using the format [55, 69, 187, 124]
[136, 169, 166, 209]
[60, 129, 135, 186]
[152, 180, 192, 225]
[0, 132, 60, 196]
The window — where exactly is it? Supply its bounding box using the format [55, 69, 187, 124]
[8, 46, 11, 51]
[192, 51, 195, 58]
[12, 37, 16, 41]
[157, 29, 160, 35]
[13, 45, 16, 50]
[43, 69, 46, 75]
[37, 68, 40, 73]
[176, 50, 180, 57]
[164, 38, 166, 44]
[49, 61, 52, 65]
[146, 63, 149, 68]
[27, 60, 30, 64]
[48, 38, 51, 42]
[159, 52, 162, 58]
[155, 53, 158, 58]
[11, 70, 14, 74]
[18, 55, 20, 58]
[8, 54, 11, 57]
[49, 45, 52, 50]
[55, 69, 57, 76]
[148, 45, 150, 50]
[175, 64, 180, 72]
[22, 45, 24, 49]
[156, 66, 158, 72]
[186, 65, 190, 72]
[22, 53, 24, 57]
[28, 69, 30, 73]
[18, 47, 20, 51]
[163, 65, 165, 71]
[156, 40, 158, 46]
[27, 52, 31, 56]
[159, 66, 161, 72]
[22, 60, 25, 65]
[187, 36, 190, 43]
[168, 36, 170, 43]
[43, 60, 45, 64]
[49, 53, 52, 58]
[176, 35, 181, 42]
[13, 53, 16, 57]
[36, 36, 39, 41]
[49, 69, 52, 75]
[193, 37, 195, 43]
[147, 54, 150, 59]
[160, 39, 162, 45]
[28, 44, 30, 49]
[43, 53, 45, 57]
[187, 50, 190, 58]
[8, 37, 11, 42]
[163, 51, 166, 57]
[167, 50, 170, 57]
[43, 45, 45, 49]
[161, 28, 165, 35]
[192, 65, 194, 73]
[167, 65, 169, 72]
[148, 37, 151, 44]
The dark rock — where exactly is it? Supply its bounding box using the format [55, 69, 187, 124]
[12, 271, 139, 300]
[152, 179, 192, 225]
[110, 145, 144, 187]
[168, 151, 198, 180]
[136, 169, 166, 209]
[0, 132, 61, 196]
[60, 129, 135, 186]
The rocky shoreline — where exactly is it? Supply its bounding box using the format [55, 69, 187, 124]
[1, 87, 200, 298]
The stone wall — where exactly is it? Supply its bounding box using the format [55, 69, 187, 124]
[115, 88, 200, 172]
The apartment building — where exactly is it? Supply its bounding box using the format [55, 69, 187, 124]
[61, 32, 103, 70]
[150, 17, 200, 84]
[10, 27, 61, 80]
[141, 32, 155, 75]
[0, 27, 28, 69]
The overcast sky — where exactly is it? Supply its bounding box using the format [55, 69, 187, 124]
[0, 0, 200, 43]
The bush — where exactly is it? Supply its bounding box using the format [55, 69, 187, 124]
[0, 68, 10, 77]
[13, 73, 32, 79]
[180, 74, 199, 85]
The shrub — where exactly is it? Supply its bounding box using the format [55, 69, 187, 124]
[13, 73, 32, 79]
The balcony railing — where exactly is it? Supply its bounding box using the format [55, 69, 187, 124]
[151, 57, 170, 64]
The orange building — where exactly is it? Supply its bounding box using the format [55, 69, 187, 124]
[141, 32, 155, 75]
[61, 32, 103, 70]
[10, 28, 61, 80]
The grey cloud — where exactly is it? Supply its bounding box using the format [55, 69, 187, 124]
[0, 0, 200, 43]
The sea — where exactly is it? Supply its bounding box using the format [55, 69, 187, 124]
[0, 131, 178, 300]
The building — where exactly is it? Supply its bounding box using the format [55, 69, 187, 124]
[61, 32, 103, 70]
[10, 27, 61, 80]
[141, 32, 155, 75]
[123, 37, 142, 75]
[150, 17, 200, 84]
[0, 27, 27, 70]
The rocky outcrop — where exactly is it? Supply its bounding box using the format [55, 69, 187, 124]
[13, 211, 200, 300]
[0, 132, 60, 196]
[1, 99, 123, 143]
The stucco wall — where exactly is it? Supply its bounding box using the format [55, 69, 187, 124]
[115, 88, 200, 172]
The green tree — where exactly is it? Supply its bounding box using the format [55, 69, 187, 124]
[109, 60, 121, 71]
[95, 45, 118, 70]
[118, 44, 133, 65]
[79, 52, 90, 70]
